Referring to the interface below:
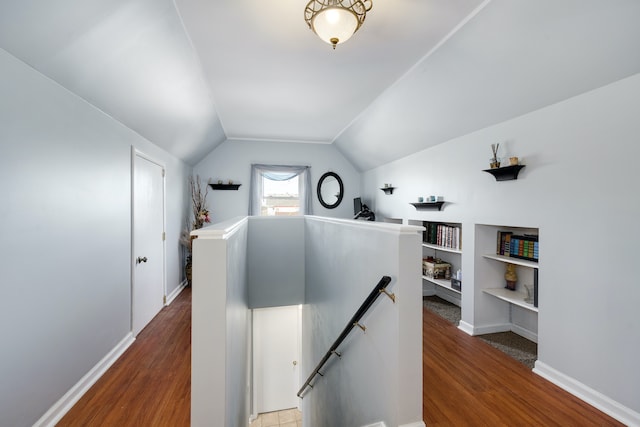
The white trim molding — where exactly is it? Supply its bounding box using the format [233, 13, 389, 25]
[399, 422, 426, 427]
[457, 320, 475, 336]
[534, 361, 640, 427]
[166, 280, 188, 305]
[511, 324, 537, 344]
[33, 333, 135, 427]
[457, 321, 511, 336]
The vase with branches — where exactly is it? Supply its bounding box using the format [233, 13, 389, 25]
[490, 143, 501, 169]
[180, 175, 210, 285]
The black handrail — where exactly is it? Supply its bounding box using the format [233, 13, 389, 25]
[297, 275, 393, 398]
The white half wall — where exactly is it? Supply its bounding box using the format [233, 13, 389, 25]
[191, 217, 250, 427]
[302, 217, 424, 427]
[361, 73, 640, 421]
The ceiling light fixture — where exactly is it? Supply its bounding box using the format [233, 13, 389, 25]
[304, 0, 373, 50]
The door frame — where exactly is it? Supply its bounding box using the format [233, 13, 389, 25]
[251, 305, 302, 419]
[131, 147, 167, 334]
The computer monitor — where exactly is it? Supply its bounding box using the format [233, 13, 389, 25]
[353, 197, 362, 215]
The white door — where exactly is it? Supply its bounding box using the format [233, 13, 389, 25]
[254, 305, 300, 413]
[132, 152, 165, 336]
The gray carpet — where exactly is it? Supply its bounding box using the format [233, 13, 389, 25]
[423, 296, 537, 370]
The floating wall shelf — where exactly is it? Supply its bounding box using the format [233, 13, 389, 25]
[380, 187, 396, 195]
[410, 201, 445, 211]
[483, 165, 526, 181]
[209, 184, 241, 190]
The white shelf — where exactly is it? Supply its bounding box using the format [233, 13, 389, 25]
[483, 288, 538, 313]
[423, 275, 461, 295]
[483, 254, 538, 269]
[423, 243, 462, 254]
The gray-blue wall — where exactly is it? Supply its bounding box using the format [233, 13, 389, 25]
[248, 217, 305, 308]
[193, 139, 362, 222]
[0, 47, 191, 426]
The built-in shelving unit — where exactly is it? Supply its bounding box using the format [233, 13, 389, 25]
[424, 275, 461, 295]
[424, 242, 462, 255]
[483, 254, 537, 268]
[209, 183, 241, 190]
[474, 224, 539, 345]
[483, 288, 537, 312]
[409, 220, 463, 307]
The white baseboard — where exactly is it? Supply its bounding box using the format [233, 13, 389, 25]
[457, 320, 474, 336]
[166, 280, 188, 305]
[462, 322, 512, 336]
[33, 333, 135, 427]
[534, 361, 640, 427]
[361, 423, 386, 427]
[398, 422, 426, 427]
[511, 323, 538, 343]
[434, 289, 461, 307]
[457, 320, 537, 344]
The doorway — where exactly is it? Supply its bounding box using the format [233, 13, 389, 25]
[132, 150, 166, 336]
[252, 305, 301, 416]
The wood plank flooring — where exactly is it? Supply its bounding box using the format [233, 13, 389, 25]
[58, 287, 624, 426]
[423, 306, 624, 426]
[57, 287, 191, 426]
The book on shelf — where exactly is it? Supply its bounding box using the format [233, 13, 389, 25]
[496, 231, 513, 257]
[423, 222, 462, 250]
[497, 230, 539, 262]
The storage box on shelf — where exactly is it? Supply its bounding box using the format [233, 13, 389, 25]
[474, 224, 539, 344]
[409, 220, 463, 306]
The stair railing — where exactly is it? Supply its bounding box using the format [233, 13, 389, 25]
[297, 275, 395, 398]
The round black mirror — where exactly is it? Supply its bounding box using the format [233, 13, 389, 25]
[317, 172, 344, 209]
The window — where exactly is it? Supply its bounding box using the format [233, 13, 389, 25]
[261, 174, 300, 216]
[249, 164, 312, 216]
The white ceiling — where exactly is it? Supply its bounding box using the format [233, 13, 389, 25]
[1, 0, 639, 169]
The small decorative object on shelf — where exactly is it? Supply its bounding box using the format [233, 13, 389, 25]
[483, 164, 526, 181]
[504, 263, 518, 290]
[423, 257, 451, 280]
[490, 143, 501, 168]
[524, 284, 534, 303]
[509, 156, 519, 166]
[380, 184, 395, 195]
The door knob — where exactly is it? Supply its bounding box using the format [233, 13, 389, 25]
[137, 256, 148, 264]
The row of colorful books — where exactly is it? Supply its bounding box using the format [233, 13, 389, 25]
[497, 231, 539, 261]
[423, 222, 462, 250]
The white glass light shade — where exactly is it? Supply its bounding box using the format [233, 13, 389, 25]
[311, 7, 358, 47]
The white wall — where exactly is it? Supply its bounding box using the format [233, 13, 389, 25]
[302, 217, 424, 427]
[248, 217, 305, 309]
[0, 48, 191, 426]
[193, 139, 362, 222]
[191, 218, 250, 427]
[362, 73, 640, 421]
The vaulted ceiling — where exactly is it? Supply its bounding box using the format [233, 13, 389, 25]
[1, 1, 639, 170]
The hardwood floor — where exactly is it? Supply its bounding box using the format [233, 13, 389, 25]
[422, 306, 624, 426]
[57, 287, 191, 426]
[59, 288, 623, 426]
